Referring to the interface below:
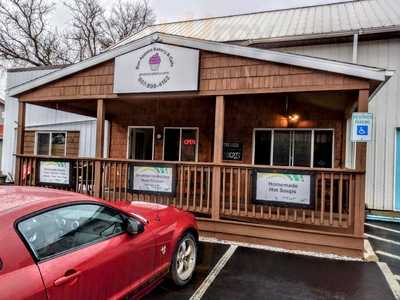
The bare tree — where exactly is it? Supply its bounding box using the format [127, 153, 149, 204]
[65, 0, 155, 60]
[102, 0, 155, 47]
[64, 0, 107, 60]
[0, 0, 71, 66]
[0, 0, 156, 67]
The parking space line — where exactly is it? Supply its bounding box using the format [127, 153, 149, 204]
[189, 245, 238, 300]
[376, 250, 400, 261]
[377, 262, 400, 300]
[366, 234, 400, 246]
[366, 223, 400, 235]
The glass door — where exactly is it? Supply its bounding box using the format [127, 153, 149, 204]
[292, 131, 312, 167]
[128, 127, 154, 160]
[273, 131, 291, 166]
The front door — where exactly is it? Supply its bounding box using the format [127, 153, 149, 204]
[395, 129, 400, 211]
[128, 127, 154, 160]
[17, 203, 156, 300]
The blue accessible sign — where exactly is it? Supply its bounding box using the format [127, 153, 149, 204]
[352, 113, 373, 142]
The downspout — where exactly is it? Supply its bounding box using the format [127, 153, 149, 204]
[352, 32, 359, 64]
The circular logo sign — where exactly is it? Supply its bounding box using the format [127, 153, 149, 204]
[135, 47, 175, 90]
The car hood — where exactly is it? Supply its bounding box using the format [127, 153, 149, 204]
[113, 201, 175, 222]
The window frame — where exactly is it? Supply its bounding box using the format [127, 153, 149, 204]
[35, 131, 68, 157]
[162, 127, 199, 162]
[252, 128, 335, 168]
[126, 126, 155, 160]
[14, 202, 136, 263]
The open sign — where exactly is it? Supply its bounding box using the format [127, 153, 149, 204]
[183, 139, 197, 145]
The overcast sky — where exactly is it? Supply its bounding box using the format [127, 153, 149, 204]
[1, 0, 347, 97]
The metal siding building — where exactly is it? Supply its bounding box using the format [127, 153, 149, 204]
[278, 39, 400, 211]
[2, 68, 102, 179]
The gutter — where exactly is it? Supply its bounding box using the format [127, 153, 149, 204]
[240, 26, 400, 47]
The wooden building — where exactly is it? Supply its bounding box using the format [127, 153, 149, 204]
[9, 33, 392, 257]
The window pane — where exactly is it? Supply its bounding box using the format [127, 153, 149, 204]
[18, 204, 125, 260]
[164, 129, 180, 161]
[293, 131, 312, 167]
[181, 129, 197, 162]
[273, 131, 291, 166]
[129, 128, 153, 160]
[37, 133, 50, 156]
[51, 133, 66, 156]
[254, 131, 271, 165]
[314, 130, 333, 168]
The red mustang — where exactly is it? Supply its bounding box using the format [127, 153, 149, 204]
[0, 187, 198, 300]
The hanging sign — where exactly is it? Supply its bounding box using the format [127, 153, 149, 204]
[114, 43, 199, 93]
[252, 170, 314, 208]
[130, 164, 176, 196]
[223, 142, 243, 161]
[351, 112, 373, 142]
[38, 160, 73, 187]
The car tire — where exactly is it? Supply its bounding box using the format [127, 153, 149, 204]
[170, 233, 197, 287]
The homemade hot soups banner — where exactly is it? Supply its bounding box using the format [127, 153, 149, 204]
[114, 43, 199, 93]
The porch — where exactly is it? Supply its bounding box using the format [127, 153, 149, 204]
[15, 89, 368, 257]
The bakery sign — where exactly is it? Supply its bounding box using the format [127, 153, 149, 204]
[114, 43, 199, 93]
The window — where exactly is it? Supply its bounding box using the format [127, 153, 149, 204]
[18, 204, 125, 260]
[36, 132, 66, 156]
[253, 129, 334, 168]
[163, 128, 198, 162]
[127, 127, 154, 160]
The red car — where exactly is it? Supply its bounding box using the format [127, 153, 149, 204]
[0, 187, 198, 300]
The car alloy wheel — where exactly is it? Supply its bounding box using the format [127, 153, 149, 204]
[170, 233, 197, 286]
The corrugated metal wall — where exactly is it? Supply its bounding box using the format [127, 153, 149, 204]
[278, 38, 400, 211]
[2, 69, 99, 179]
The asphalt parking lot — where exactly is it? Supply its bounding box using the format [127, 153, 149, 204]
[144, 222, 400, 300]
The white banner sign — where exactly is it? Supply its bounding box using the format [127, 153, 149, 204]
[114, 43, 199, 93]
[255, 172, 312, 207]
[133, 166, 174, 194]
[351, 112, 373, 142]
[39, 161, 71, 186]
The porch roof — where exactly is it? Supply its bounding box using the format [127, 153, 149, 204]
[8, 32, 392, 98]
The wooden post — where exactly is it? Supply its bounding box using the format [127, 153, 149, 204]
[94, 99, 105, 198]
[15, 101, 26, 185]
[354, 89, 368, 236]
[211, 96, 224, 220]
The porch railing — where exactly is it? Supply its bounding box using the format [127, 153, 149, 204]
[16, 155, 364, 235]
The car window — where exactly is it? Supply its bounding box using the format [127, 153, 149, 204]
[18, 204, 125, 260]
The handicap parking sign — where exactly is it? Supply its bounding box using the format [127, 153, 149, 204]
[357, 125, 368, 136]
[352, 113, 373, 142]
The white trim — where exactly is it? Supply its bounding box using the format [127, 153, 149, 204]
[252, 128, 334, 168]
[126, 126, 155, 160]
[35, 131, 68, 157]
[162, 127, 199, 162]
[8, 33, 390, 97]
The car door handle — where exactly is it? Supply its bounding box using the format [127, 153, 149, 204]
[54, 270, 82, 287]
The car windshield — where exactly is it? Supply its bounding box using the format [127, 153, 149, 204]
[18, 204, 125, 260]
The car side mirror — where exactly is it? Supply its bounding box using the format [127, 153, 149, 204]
[126, 218, 144, 235]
